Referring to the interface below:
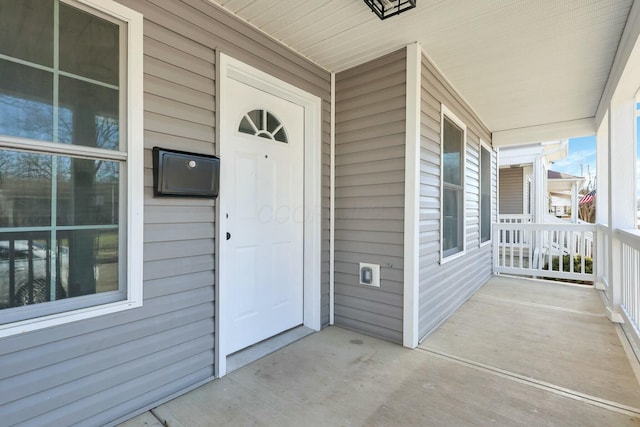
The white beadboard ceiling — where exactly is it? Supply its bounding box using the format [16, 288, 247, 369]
[209, 0, 632, 134]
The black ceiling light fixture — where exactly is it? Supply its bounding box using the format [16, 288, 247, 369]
[363, 0, 416, 20]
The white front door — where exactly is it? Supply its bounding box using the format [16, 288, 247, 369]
[221, 77, 304, 355]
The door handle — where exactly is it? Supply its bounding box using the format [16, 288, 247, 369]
[226, 232, 231, 240]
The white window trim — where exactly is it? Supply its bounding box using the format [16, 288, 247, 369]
[479, 139, 493, 247]
[440, 104, 466, 264]
[0, 0, 143, 338]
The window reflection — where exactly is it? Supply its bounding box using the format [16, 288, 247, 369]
[0, 234, 61, 308]
[0, 63, 120, 149]
[238, 109, 289, 143]
[59, 76, 119, 149]
[443, 188, 460, 252]
[59, 2, 120, 86]
[0, 229, 118, 308]
[0, 0, 126, 319]
[0, 151, 51, 227]
[56, 157, 119, 226]
[0, 149, 120, 307]
[0, 60, 54, 141]
[442, 115, 464, 257]
[443, 118, 463, 186]
[59, 229, 119, 298]
[0, 151, 120, 228]
[480, 147, 491, 243]
[0, 0, 54, 67]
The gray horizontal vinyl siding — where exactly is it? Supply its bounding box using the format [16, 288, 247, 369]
[499, 167, 525, 215]
[418, 52, 495, 340]
[0, 1, 331, 425]
[334, 49, 406, 344]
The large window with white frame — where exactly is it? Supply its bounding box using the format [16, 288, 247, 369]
[0, 0, 142, 331]
[441, 107, 466, 259]
[480, 143, 492, 244]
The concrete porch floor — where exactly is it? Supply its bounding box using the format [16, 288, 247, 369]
[121, 276, 640, 426]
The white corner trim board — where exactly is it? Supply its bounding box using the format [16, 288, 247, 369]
[330, 72, 336, 325]
[403, 43, 421, 349]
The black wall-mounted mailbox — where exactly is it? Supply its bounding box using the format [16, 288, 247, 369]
[153, 147, 220, 198]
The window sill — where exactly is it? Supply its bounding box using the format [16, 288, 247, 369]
[440, 249, 466, 265]
[479, 240, 492, 248]
[0, 297, 142, 339]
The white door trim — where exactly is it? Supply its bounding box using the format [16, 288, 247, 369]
[216, 53, 322, 377]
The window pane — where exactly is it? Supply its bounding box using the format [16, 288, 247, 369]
[0, 60, 54, 141]
[247, 110, 264, 131]
[0, 228, 119, 309]
[273, 128, 288, 143]
[0, 232, 59, 308]
[0, 151, 122, 310]
[0, 151, 51, 227]
[0, 152, 120, 228]
[58, 76, 119, 150]
[59, 3, 120, 86]
[239, 116, 255, 135]
[58, 228, 119, 298]
[0, 0, 53, 67]
[56, 157, 119, 226]
[443, 116, 463, 186]
[480, 147, 491, 242]
[266, 112, 280, 133]
[443, 187, 462, 254]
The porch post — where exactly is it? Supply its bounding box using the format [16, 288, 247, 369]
[606, 98, 636, 322]
[533, 156, 546, 222]
[571, 183, 578, 223]
[595, 114, 609, 290]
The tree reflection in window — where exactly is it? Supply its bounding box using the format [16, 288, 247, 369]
[238, 109, 288, 143]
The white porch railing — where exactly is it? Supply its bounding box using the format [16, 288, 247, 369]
[498, 214, 533, 224]
[493, 223, 596, 282]
[618, 229, 640, 336]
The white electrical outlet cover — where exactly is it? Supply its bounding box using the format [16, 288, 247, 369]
[359, 262, 380, 287]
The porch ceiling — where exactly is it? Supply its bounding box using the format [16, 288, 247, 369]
[208, 0, 632, 134]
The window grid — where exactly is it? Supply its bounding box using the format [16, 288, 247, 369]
[441, 109, 466, 260]
[238, 109, 288, 143]
[480, 144, 491, 244]
[0, 0, 125, 318]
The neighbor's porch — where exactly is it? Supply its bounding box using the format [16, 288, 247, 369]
[121, 275, 640, 426]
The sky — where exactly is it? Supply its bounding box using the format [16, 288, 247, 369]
[550, 135, 597, 192]
[551, 107, 640, 198]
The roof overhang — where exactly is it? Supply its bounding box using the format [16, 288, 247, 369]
[498, 140, 568, 166]
[208, 0, 635, 141]
[548, 177, 585, 193]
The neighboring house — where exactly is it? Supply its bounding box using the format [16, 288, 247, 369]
[548, 170, 586, 221]
[0, 1, 639, 426]
[550, 193, 571, 217]
[498, 141, 585, 223]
